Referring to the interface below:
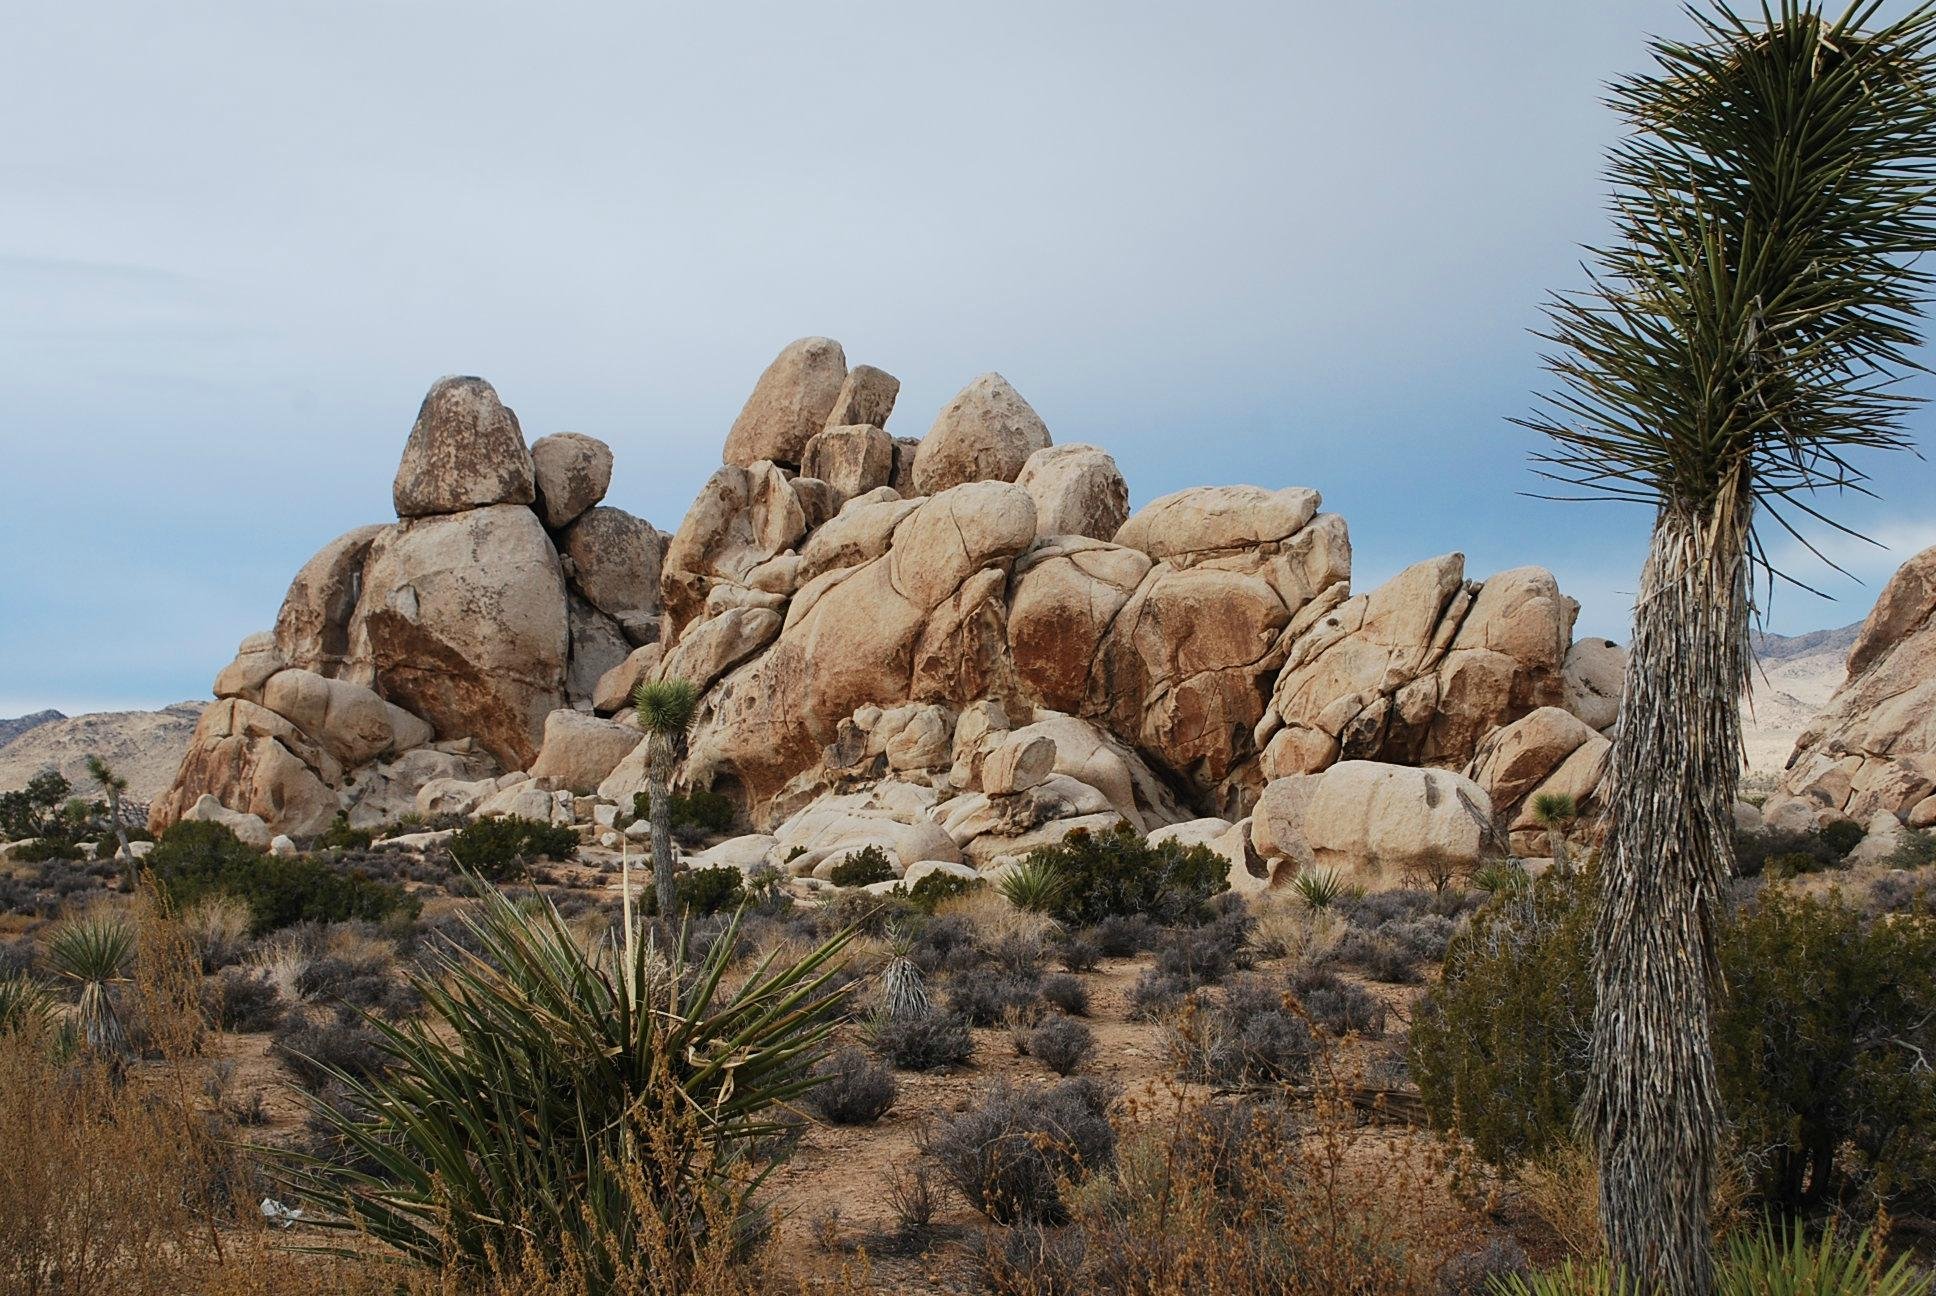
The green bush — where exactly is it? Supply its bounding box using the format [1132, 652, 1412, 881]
[903, 869, 984, 913]
[828, 844, 895, 888]
[1411, 870, 1936, 1209]
[317, 813, 375, 852]
[645, 866, 744, 917]
[1716, 888, 1936, 1207]
[148, 820, 418, 936]
[1733, 826, 1847, 878]
[445, 816, 580, 881]
[1888, 827, 1936, 870]
[631, 789, 737, 837]
[1022, 824, 1229, 927]
[0, 771, 74, 842]
[12, 838, 83, 862]
[1818, 818, 1867, 859]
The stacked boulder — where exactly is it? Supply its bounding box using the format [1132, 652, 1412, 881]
[152, 377, 665, 835]
[1763, 544, 1936, 834]
[156, 337, 1627, 893]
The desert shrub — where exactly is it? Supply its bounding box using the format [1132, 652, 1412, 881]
[1819, 817, 1867, 858]
[1867, 868, 1933, 915]
[1409, 866, 1595, 1167]
[1330, 929, 1422, 984]
[951, 974, 1041, 1027]
[207, 965, 285, 1032]
[1058, 935, 1100, 973]
[181, 895, 253, 971]
[1026, 1014, 1096, 1076]
[906, 868, 983, 912]
[1128, 914, 1257, 1016]
[971, 1223, 1091, 1295]
[11, 837, 82, 862]
[299, 953, 421, 1020]
[271, 1010, 391, 1090]
[1039, 971, 1089, 1017]
[1023, 823, 1229, 927]
[632, 788, 737, 838]
[1342, 887, 1437, 929]
[1437, 1235, 1531, 1294]
[445, 815, 579, 880]
[921, 1076, 1116, 1224]
[1090, 913, 1156, 957]
[908, 912, 981, 974]
[827, 844, 895, 888]
[277, 885, 854, 1288]
[805, 1046, 897, 1124]
[317, 812, 375, 851]
[148, 821, 417, 936]
[1733, 825, 1847, 878]
[1715, 887, 1936, 1208]
[1290, 966, 1388, 1038]
[1168, 978, 1319, 1085]
[1415, 869, 1936, 1208]
[1888, 827, 1936, 870]
[866, 1009, 974, 1071]
[645, 865, 745, 917]
[0, 770, 73, 841]
[987, 929, 1049, 978]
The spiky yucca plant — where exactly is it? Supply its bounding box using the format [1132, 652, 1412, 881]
[1291, 866, 1350, 913]
[45, 917, 133, 1057]
[1531, 791, 1580, 875]
[878, 923, 931, 1022]
[1497, 1220, 1932, 1296]
[1524, 5, 1936, 1287]
[0, 974, 56, 1036]
[997, 856, 1069, 914]
[275, 878, 854, 1289]
[634, 677, 701, 922]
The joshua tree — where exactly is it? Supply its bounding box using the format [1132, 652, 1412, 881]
[632, 677, 700, 920]
[87, 755, 132, 878]
[1524, 5, 1936, 1289]
[1530, 791, 1579, 875]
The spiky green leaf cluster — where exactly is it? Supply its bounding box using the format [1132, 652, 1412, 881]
[633, 676, 701, 737]
[274, 879, 853, 1287]
[1524, 1, 1936, 586]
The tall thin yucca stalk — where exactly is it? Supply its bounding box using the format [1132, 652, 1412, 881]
[1524, 4, 1936, 1289]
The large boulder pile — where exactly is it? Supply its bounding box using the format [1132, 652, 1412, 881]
[156, 337, 1622, 889]
[1764, 545, 1936, 831]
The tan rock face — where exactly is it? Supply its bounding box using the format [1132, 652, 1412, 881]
[983, 732, 1056, 795]
[562, 506, 664, 646]
[593, 644, 664, 715]
[911, 373, 1051, 495]
[529, 709, 640, 792]
[392, 377, 535, 518]
[1562, 637, 1626, 731]
[661, 463, 806, 640]
[1779, 545, 1936, 823]
[1017, 443, 1129, 541]
[1464, 705, 1608, 851]
[566, 593, 632, 707]
[802, 424, 894, 501]
[722, 337, 848, 469]
[825, 364, 900, 430]
[1008, 538, 1152, 714]
[150, 699, 341, 838]
[529, 432, 613, 529]
[1264, 554, 1575, 776]
[350, 504, 569, 770]
[656, 606, 782, 695]
[214, 633, 287, 704]
[797, 490, 920, 582]
[1251, 761, 1494, 887]
[261, 668, 433, 767]
[274, 524, 389, 677]
[1114, 485, 1320, 565]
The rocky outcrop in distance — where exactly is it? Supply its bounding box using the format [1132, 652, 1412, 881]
[153, 338, 1634, 889]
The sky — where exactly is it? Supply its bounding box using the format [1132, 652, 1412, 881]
[4, 1, 1934, 717]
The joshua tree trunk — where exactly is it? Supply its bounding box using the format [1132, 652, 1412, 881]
[106, 785, 132, 869]
[646, 733, 678, 919]
[1586, 493, 1748, 1295]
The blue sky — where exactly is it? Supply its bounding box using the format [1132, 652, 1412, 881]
[4, 1, 1933, 716]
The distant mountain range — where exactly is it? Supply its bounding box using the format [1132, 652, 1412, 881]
[0, 703, 205, 805]
[1751, 621, 1863, 664]
[1741, 620, 1861, 778]
[0, 709, 65, 749]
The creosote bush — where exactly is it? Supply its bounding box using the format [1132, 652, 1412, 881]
[445, 815, 580, 881]
[1021, 824, 1229, 927]
[921, 1076, 1116, 1224]
[805, 1046, 897, 1125]
[148, 820, 417, 935]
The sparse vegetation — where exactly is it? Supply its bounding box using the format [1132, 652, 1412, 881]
[445, 814, 580, 880]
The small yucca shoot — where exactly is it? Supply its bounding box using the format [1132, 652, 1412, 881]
[878, 923, 930, 1022]
[996, 856, 1068, 914]
[1292, 866, 1348, 913]
[46, 916, 134, 1056]
[0, 974, 56, 1035]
